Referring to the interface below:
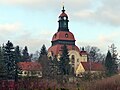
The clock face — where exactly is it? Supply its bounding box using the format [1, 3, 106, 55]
[63, 17, 66, 20]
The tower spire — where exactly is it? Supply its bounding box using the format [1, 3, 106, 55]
[62, 2, 65, 13]
[62, 6, 65, 13]
[58, 4, 69, 32]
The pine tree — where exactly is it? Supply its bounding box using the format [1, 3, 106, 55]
[38, 45, 48, 78]
[48, 56, 59, 79]
[4, 41, 16, 79]
[22, 46, 30, 62]
[38, 44, 47, 62]
[40, 55, 49, 78]
[0, 46, 7, 79]
[59, 45, 70, 75]
[105, 50, 117, 76]
[15, 46, 22, 63]
[39, 44, 47, 58]
[110, 44, 118, 74]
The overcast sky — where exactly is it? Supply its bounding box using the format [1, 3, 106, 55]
[0, 0, 120, 54]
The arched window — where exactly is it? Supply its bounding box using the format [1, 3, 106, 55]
[71, 55, 75, 64]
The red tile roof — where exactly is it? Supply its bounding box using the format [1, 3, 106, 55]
[59, 12, 68, 17]
[48, 44, 80, 56]
[80, 51, 87, 55]
[81, 62, 104, 71]
[18, 62, 42, 71]
[52, 31, 75, 41]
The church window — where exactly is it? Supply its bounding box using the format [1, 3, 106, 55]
[71, 55, 75, 64]
[24, 71, 27, 74]
[65, 33, 68, 38]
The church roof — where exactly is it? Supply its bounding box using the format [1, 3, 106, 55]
[59, 12, 68, 17]
[52, 31, 75, 41]
[80, 51, 87, 55]
[59, 6, 68, 17]
[18, 62, 42, 71]
[48, 44, 80, 56]
[81, 62, 104, 71]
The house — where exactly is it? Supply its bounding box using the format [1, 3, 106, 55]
[18, 62, 42, 77]
[76, 62, 104, 76]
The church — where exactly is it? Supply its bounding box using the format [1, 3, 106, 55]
[48, 6, 88, 75]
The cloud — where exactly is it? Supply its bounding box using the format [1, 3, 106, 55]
[1, 0, 120, 25]
[14, 35, 51, 53]
[0, 22, 21, 32]
[98, 31, 120, 43]
[0, 22, 23, 41]
[71, 0, 120, 26]
[0, 0, 96, 11]
[0, 21, 53, 53]
[1, 0, 120, 53]
[0, 0, 59, 10]
[76, 30, 120, 54]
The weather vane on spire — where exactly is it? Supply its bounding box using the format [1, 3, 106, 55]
[62, 2, 65, 13]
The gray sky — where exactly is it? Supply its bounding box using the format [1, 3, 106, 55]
[0, 0, 120, 54]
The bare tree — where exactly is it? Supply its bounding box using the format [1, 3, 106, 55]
[84, 46, 105, 62]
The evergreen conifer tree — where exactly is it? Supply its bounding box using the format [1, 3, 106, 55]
[110, 44, 118, 74]
[15, 46, 22, 63]
[38, 45, 48, 78]
[39, 44, 47, 58]
[22, 46, 30, 62]
[38, 44, 47, 62]
[0, 46, 7, 79]
[4, 41, 16, 79]
[48, 56, 59, 79]
[105, 50, 117, 76]
[59, 45, 70, 75]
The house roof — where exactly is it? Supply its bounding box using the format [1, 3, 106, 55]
[81, 62, 104, 71]
[18, 62, 42, 71]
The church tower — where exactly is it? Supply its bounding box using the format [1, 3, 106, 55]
[48, 6, 87, 74]
[48, 6, 80, 55]
[58, 6, 69, 32]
